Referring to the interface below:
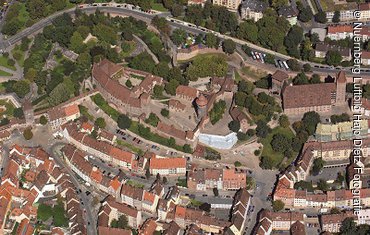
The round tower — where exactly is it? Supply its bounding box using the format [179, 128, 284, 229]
[195, 94, 208, 119]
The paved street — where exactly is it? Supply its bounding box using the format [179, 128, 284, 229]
[0, 4, 367, 77]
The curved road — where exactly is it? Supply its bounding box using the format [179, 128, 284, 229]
[0, 4, 364, 76]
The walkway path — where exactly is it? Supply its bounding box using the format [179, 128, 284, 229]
[133, 35, 159, 64]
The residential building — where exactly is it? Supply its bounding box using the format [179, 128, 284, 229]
[47, 104, 80, 130]
[362, 51, 370, 65]
[169, 99, 186, 112]
[149, 156, 187, 176]
[278, 6, 298, 25]
[321, 211, 356, 233]
[240, 0, 268, 21]
[314, 43, 352, 61]
[327, 25, 370, 41]
[359, 3, 370, 21]
[98, 196, 142, 229]
[212, 0, 241, 11]
[315, 120, 368, 142]
[188, 0, 207, 6]
[225, 188, 251, 235]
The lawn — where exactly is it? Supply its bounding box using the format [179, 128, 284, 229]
[11, 45, 26, 67]
[177, 52, 227, 64]
[176, 178, 187, 187]
[240, 66, 268, 81]
[0, 70, 12, 76]
[260, 126, 296, 169]
[121, 41, 137, 58]
[0, 99, 16, 117]
[116, 139, 144, 156]
[126, 180, 144, 189]
[37, 202, 68, 227]
[78, 105, 94, 121]
[151, 3, 168, 12]
[0, 56, 16, 71]
[91, 94, 120, 121]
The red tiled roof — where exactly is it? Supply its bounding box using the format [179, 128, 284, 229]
[64, 104, 80, 117]
[149, 156, 186, 170]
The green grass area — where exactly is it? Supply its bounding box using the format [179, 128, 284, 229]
[91, 94, 120, 121]
[37, 202, 68, 227]
[0, 99, 16, 117]
[319, 0, 358, 11]
[131, 74, 146, 80]
[240, 66, 268, 81]
[0, 70, 12, 76]
[0, 82, 5, 93]
[78, 105, 94, 121]
[0, 56, 16, 71]
[116, 139, 144, 156]
[176, 178, 187, 187]
[151, 3, 168, 12]
[11, 45, 26, 67]
[177, 52, 226, 64]
[190, 199, 203, 207]
[235, 71, 242, 82]
[126, 180, 144, 189]
[260, 127, 296, 169]
[121, 41, 137, 58]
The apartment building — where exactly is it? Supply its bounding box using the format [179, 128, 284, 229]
[212, 0, 241, 11]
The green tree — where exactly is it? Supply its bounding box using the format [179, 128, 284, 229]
[145, 113, 160, 127]
[271, 0, 288, 8]
[48, 83, 71, 106]
[332, 10, 340, 23]
[95, 117, 106, 129]
[271, 133, 291, 153]
[12, 80, 30, 98]
[23, 128, 33, 140]
[40, 115, 48, 125]
[213, 187, 219, 196]
[168, 137, 176, 147]
[234, 92, 247, 106]
[311, 157, 325, 176]
[151, 16, 170, 35]
[317, 179, 329, 191]
[69, 32, 84, 53]
[272, 200, 285, 212]
[25, 68, 38, 81]
[293, 72, 309, 85]
[234, 161, 242, 167]
[302, 111, 320, 135]
[125, 79, 132, 88]
[171, 4, 184, 17]
[246, 176, 256, 190]
[340, 218, 357, 234]
[153, 85, 164, 97]
[310, 74, 321, 84]
[205, 33, 218, 48]
[145, 169, 151, 179]
[121, 29, 134, 41]
[165, 79, 180, 95]
[117, 114, 132, 129]
[183, 144, 192, 153]
[161, 108, 169, 117]
[228, 120, 240, 132]
[326, 50, 343, 66]
[303, 63, 312, 72]
[237, 132, 248, 141]
[298, 7, 313, 23]
[279, 115, 290, 128]
[13, 108, 24, 119]
[315, 11, 327, 23]
[171, 29, 187, 46]
[222, 39, 236, 54]
[237, 21, 258, 43]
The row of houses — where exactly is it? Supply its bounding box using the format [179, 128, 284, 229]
[0, 145, 87, 234]
[187, 166, 247, 191]
[62, 122, 188, 176]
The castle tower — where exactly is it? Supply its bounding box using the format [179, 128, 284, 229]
[195, 94, 208, 119]
[336, 71, 346, 104]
